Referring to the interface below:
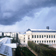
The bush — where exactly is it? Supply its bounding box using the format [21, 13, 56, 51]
[15, 46, 35, 56]
[0, 36, 2, 38]
[28, 41, 56, 56]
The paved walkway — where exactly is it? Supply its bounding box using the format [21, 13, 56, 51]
[27, 46, 38, 56]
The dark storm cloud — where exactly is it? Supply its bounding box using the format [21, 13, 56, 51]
[0, 0, 56, 25]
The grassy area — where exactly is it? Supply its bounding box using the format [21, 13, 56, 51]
[15, 46, 35, 56]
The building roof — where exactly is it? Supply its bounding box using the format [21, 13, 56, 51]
[27, 29, 56, 33]
[0, 37, 17, 56]
[27, 29, 31, 31]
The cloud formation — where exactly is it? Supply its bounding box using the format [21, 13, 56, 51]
[0, 0, 56, 25]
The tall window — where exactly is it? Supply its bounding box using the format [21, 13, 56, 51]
[47, 35, 48, 38]
[24, 38, 25, 39]
[38, 35, 39, 38]
[32, 35, 33, 38]
[24, 41, 25, 42]
[35, 35, 36, 38]
[28, 35, 30, 39]
[44, 35, 46, 37]
[37, 35, 38, 38]
[52, 40, 53, 43]
[40, 41, 41, 43]
[54, 35, 55, 38]
[42, 35, 43, 38]
[35, 41, 36, 43]
[51, 35, 53, 38]
[42, 41, 43, 43]
[40, 35, 41, 38]
[54, 40, 55, 43]
[49, 35, 50, 38]
[37, 41, 38, 43]
[49, 40, 51, 43]
[44, 41, 46, 43]
[47, 41, 48, 43]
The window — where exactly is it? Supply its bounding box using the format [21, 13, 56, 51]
[24, 41, 25, 42]
[32, 35, 33, 38]
[49, 35, 50, 38]
[28, 37, 30, 39]
[47, 41, 48, 43]
[54, 35, 55, 38]
[54, 40, 55, 43]
[37, 35, 38, 38]
[40, 41, 41, 43]
[24, 38, 25, 39]
[42, 35, 43, 38]
[51, 35, 53, 38]
[28, 35, 30, 39]
[40, 35, 41, 38]
[37, 41, 38, 43]
[38, 35, 40, 38]
[42, 41, 43, 43]
[38, 35, 39, 38]
[44, 35, 46, 37]
[49, 40, 50, 43]
[52, 40, 53, 43]
[47, 35, 48, 38]
[44, 41, 46, 43]
[35, 41, 36, 43]
[35, 35, 36, 38]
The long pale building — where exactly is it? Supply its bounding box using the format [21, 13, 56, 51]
[19, 28, 56, 48]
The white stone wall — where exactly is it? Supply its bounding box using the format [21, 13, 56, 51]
[18, 31, 56, 45]
[31, 32, 56, 45]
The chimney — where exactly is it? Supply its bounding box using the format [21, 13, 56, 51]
[46, 26, 49, 30]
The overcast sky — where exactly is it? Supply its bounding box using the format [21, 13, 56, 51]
[0, 0, 56, 32]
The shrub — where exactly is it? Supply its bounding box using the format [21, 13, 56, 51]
[28, 41, 56, 56]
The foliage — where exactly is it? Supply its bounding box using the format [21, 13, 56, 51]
[0, 36, 2, 38]
[15, 46, 35, 56]
[28, 41, 56, 56]
[12, 38, 16, 43]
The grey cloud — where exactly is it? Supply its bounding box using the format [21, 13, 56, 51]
[0, 0, 56, 25]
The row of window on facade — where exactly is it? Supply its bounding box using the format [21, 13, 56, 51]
[32, 35, 55, 38]
[33, 40, 56, 43]
[24, 40, 56, 43]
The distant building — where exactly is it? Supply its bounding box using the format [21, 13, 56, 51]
[4, 32, 17, 37]
[18, 28, 56, 48]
